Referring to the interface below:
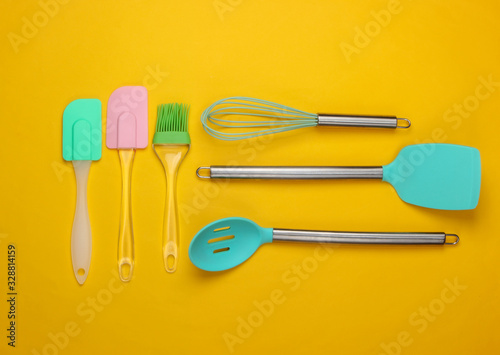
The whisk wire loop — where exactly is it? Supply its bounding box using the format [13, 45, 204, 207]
[201, 97, 318, 141]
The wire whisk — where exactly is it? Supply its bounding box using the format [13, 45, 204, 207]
[201, 96, 410, 141]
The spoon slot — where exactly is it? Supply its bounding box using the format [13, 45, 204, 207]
[208, 235, 235, 244]
[214, 226, 230, 232]
[214, 247, 230, 254]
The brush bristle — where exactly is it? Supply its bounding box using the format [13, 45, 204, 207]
[156, 103, 190, 132]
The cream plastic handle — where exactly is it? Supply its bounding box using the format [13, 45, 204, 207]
[117, 149, 135, 282]
[71, 160, 92, 285]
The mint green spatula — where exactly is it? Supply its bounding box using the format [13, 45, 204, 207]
[197, 144, 481, 210]
[63, 99, 102, 285]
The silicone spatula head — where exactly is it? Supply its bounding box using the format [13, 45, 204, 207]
[63, 99, 102, 161]
[188, 217, 273, 271]
[383, 144, 481, 210]
[106, 86, 148, 149]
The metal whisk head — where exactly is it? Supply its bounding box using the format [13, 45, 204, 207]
[201, 97, 318, 141]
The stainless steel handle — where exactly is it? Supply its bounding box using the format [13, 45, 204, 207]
[272, 229, 459, 245]
[317, 114, 411, 129]
[197, 166, 384, 179]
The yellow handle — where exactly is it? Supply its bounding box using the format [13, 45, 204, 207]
[118, 149, 135, 282]
[153, 144, 189, 273]
[164, 164, 178, 273]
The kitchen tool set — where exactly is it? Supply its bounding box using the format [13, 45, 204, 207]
[62, 94, 481, 283]
[63, 87, 191, 284]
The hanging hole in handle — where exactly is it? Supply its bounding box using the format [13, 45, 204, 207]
[75, 267, 88, 285]
[445, 234, 460, 245]
[196, 167, 211, 179]
[119, 261, 134, 282]
[167, 254, 175, 270]
[166, 254, 176, 273]
[397, 118, 411, 129]
[165, 254, 177, 273]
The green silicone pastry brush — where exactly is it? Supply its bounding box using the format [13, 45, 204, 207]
[153, 104, 190, 273]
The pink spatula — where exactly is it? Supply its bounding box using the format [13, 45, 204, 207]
[106, 86, 148, 282]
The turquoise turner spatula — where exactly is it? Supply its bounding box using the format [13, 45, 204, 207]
[196, 144, 481, 210]
[63, 99, 102, 285]
[189, 217, 459, 271]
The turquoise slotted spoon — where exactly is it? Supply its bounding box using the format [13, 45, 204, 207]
[188, 217, 459, 272]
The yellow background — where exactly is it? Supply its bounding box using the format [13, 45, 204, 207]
[1, 0, 499, 354]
